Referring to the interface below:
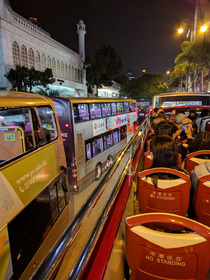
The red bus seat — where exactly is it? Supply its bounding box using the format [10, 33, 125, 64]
[194, 174, 210, 227]
[138, 168, 190, 216]
[146, 139, 152, 151]
[144, 152, 182, 170]
[184, 150, 210, 174]
[126, 213, 210, 280]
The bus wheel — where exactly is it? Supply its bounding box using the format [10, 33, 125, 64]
[106, 155, 113, 168]
[95, 163, 102, 180]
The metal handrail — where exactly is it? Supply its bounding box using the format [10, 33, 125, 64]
[31, 115, 150, 280]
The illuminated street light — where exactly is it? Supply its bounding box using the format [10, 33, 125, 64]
[200, 25, 207, 33]
[178, 28, 184, 34]
[167, 71, 170, 75]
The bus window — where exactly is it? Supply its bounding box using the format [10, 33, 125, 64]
[117, 102, 123, 114]
[111, 102, 117, 115]
[90, 103, 102, 119]
[119, 125, 127, 140]
[123, 102, 129, 113]
[78, 103, 89, 121]
[37, 107, 57, 144]
[0, 108, 35, 162]
[113, 129, 119, 144]
[92, 136, 103, 157]
[104, 132, 113, 150]
[85, 141, 92, 160]
[129, 102, 134, 112]
[102, 103, 111, 117]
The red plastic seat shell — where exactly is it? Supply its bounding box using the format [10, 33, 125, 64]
[185, 150, 210, 174]
[126, 213, 210, 280]
[194, 174, 210, 227]
[138, 168, 190, 216]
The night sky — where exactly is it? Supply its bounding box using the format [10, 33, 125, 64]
[10, 0, 196, 78]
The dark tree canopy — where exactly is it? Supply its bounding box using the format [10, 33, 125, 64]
[5, 66, 55, 92]
[85, 44, 123, 89]
[119, 74, 167, 98]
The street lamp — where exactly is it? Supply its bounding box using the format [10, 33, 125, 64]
[200, 24, 208, 33]
[178, 28, 184, 34]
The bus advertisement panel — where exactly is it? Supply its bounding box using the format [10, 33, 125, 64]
[0, 92, 69, 280]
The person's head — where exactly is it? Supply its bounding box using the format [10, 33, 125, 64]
[155, 120, 178, 138]
[157, 111, 167, 119]
[150, 135, 179, 169]
[0, 116, 5, 126]
[175, 113, 189, 125]
[151, 117, 164, 133]
[190, 131, 210, 152]
[188, 111, 197, 121]
[201, 109, 209, 118]
[171, 110, 176, 115]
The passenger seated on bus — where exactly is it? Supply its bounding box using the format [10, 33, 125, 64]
[169, 109, 177, 121]
[0, 116, 8, 132]
[196, 109, 209, 132]
[148, 136, 188, 187]
[156, 111, 167, 120]
[155, 120, 178, 138]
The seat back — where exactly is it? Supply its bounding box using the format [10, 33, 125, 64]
[138, 168, 190, 216]
[185, 150, 210, 174]
[126, 213, 210, 280]
[144, 152, 182, 170]
[146, 139, 152, 151]
[194, 174, 210, 227]
[143, 151, 153, 170]
[200, 116, 210, 131]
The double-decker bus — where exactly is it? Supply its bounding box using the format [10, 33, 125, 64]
[51, 97, 138, 190]
[0, 92, 70, 280]
[152, 92, 210, 108]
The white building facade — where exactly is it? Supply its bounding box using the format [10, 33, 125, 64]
[0, 0, 87, 96]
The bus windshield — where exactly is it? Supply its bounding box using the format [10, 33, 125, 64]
[153, 92, 210, 108]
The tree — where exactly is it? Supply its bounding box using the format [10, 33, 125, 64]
[172, 40, 210, 91]
[85, 44, 123, 90]
[5, 66, 55, 92]
[119, 74, 167, 98]
[5, 65, 29, 91]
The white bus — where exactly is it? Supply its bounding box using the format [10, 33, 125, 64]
[51, 97, 138, 190]
[152, 92, 210, 108]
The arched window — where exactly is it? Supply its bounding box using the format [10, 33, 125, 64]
[47, 56, 51, 69]
[57, 60, 60, 77]
[41, 53, 46, 71]
[21, 45, 28, 67]
[75, 67, 78, 82]
[52, 58, 56, 77]
[69, 65, 71, 80]
[61, 62, 64, 79]
[80, 69, 83, 83]
[12, 41, 20, 67]
[35, 51, 41, 70]
[72, 66, 74, 81]
[65, 63, 68, 80]
[78, 69, 80, 82]
[28, 48, 34, 68]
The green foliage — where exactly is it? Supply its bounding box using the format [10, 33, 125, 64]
[169, 39, 210, 88]
[5, 66, 55, 92]
[119, 74, 167, 98]
[85, 44, 123, 88]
